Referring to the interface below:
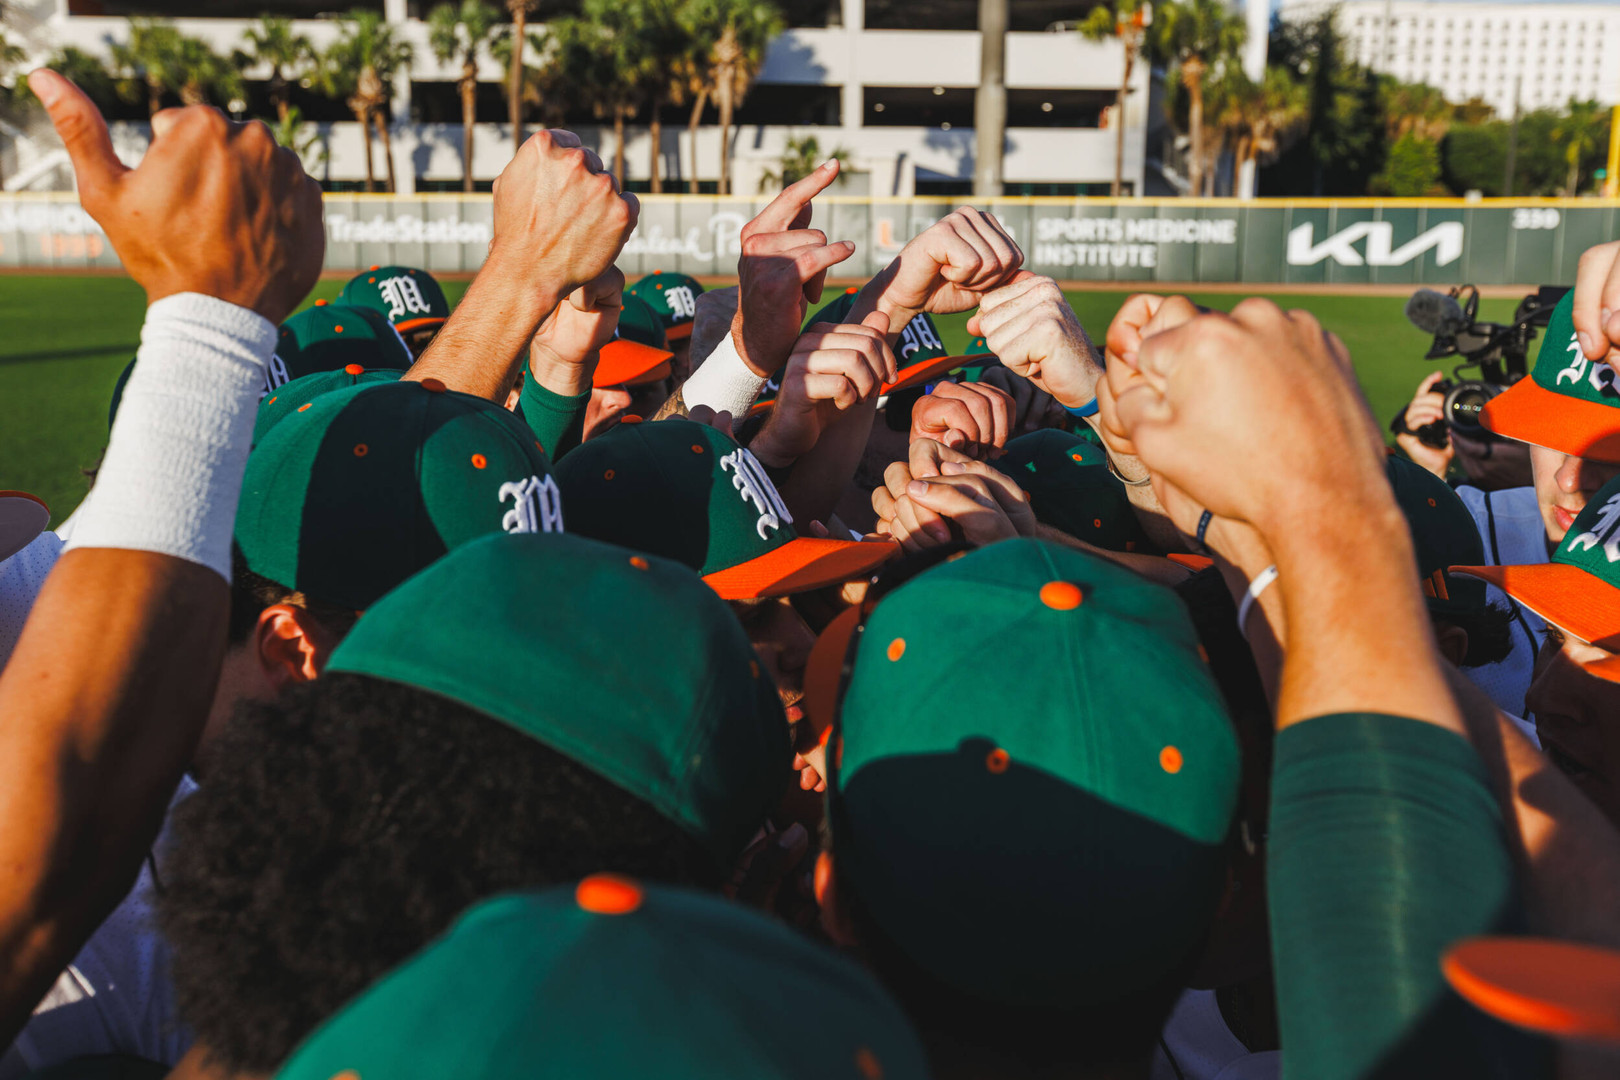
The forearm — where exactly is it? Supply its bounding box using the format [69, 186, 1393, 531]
[1270, 502, 1463, 736]
[406, 259, 561, 402]
[0, 552, 225, 1042]
[851, 260, 914, 349]
[760, 399, 879, 528]
[1449, 667, 1620, 948]
[518, 372, 590, 462]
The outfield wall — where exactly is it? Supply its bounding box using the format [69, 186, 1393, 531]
[0, 194, 1611, 286]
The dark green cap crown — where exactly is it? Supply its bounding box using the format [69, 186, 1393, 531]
[326, 532, 789, 863]
[629, 271, 704, 336]
[617, 292, 672, 351]
[829, 539, 1239, 1007]
[553, 418, 895, 598]
[253, 367, 399, 447]
[1385, 455, 1488, 616]
[274, 881, 929, 1080]
[338, 265, 451, 330]
[270, 304, 412, 396]
[236, 380, 561, 610]
[993, 429, 1144, 552]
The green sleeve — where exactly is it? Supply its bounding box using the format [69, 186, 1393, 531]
[516, 377, 590, 462]
[1268, 713, 1550, 1080]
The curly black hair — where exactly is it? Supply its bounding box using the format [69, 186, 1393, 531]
[1447, 601, 1517, 670]
[158, 673, 720, 1075]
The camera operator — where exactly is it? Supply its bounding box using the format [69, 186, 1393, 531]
[1395, 370, 1531, 490]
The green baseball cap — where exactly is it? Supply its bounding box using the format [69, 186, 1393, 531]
[1385, 455, 1489, 619]
[325, 532, 789, 863]
[816, 538, 1240, 1006]
[553, 418, 897, 599]
[1481, 289, 1620, 462]
[993, 429, 1145, 552]
[275, 879, 930, 1080]
[338, 264, 452, 335]
[597, 293, 675, 389]
[1454, 471, 1620, 650]
[269, 302, 412, 395]
[236, 380, 561, 610]
[253, 366, 399, 447]
[629, 270, 704, 342]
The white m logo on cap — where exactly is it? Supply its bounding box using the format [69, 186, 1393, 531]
[720, 448, 792, 539]
[499, 475, 564, 535]
[378, 275, 431, 319]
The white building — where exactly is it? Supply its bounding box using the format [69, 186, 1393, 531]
[1279, 0, 1620, 116]
[2, 0, 1151, 195]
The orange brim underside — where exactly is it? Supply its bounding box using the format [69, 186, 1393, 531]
[595, 341, 675, 388]
[1481, 379, 1620, 464]
[394, 316, 447, 334]
[1450, 562, 1620, 650]
[1443, 937, 1620, 1044]
[665, 322, 694, 341]
[1585, 654, 1620, 685]
[703, 537, 899, 600]
[803, 605, 862, 742]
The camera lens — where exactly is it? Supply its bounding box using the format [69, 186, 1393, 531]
[1445, 381, 1501, 435]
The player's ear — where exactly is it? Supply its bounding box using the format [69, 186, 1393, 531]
[815, 851, 858, 947]
[254, 604, 340, 691]
[1434, 623, 1470, 668]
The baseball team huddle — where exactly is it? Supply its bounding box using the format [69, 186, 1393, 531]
[3, 63, 1620, 1080]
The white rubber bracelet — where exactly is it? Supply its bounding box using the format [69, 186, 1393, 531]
[63, 293, 276, 581]
[1236, 564, 1280, 639]
[679, 332, 768, 421]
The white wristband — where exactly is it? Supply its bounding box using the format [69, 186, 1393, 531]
[680, 332, 768, 421]
[1236, 564, 1279, 640]
[64, 293, 277, 582]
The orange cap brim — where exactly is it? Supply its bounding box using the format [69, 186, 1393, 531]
[1444, 936, 1620, 1044]
[394, 316, 447, 334]
[595, 341, 675, 389]
[1450, 562, 1620, 650]
[1481, 379, 1620, 464]
[665, 322, 694, 341]
[804, 604, 863, 743]
[703, 537, 899, 600]
[1585, 654, 1620, 685]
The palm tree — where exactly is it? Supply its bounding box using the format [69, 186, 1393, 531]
[1214, 66, 1309, 194]
[110, 19, 184, 118]
[1152, 0, 1245, 197]
[614, 0, 686, 194]
[273, 103, 328, 173]
[238, 16, 313, 125]
[1379, 78, 1451, 143]
[505, 0, 539, 148]
[1080, 0, 1151, 197]
[490, 28, 569, 131]
[429, 0, 501, 192]
[550, 14, 639, 186]
[173, 35, 242, 108]
[1552, 99, 1605, 196]
[322, 10, 413, 193]
[681, 0, 781, 195]
[758, 132, 848, 191]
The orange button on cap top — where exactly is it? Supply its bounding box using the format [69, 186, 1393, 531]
[1040, 581, 1083, 610]
[314, 298, 328, 306]
[1160, 746, 1183, 774]
[420, 378, 446, 393]
[575, 874, 644, 915]
[344, 364, 364, 375]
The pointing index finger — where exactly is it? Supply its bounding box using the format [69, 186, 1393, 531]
[745, 159, 841, 238]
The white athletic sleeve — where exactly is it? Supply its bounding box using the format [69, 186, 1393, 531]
[63, 293, 276, 582]
[679, 332, 768, 421]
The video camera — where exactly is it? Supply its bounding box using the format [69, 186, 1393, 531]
[1393, 284, 1569, 450]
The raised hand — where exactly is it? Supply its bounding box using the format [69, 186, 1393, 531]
[967, 272, 1100, 410]
[750, 312, 894, 468]
[487, 130, 638, 297]
[28, 69, 323, 322]
[1573, 240, 1620, 361]
[866, 207, 1022, 332]
[528, 267, 625, 394]
[732, 161, 855, 377]
[909, 380, 1014, 458]
[873, 439, 1034, 551]
[1394, 371, 1455, 479]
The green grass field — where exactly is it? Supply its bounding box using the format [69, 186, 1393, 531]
[0, 274, 1533, 527]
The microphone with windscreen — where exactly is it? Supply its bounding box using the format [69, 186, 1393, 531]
[1404, 289, 1470, 337]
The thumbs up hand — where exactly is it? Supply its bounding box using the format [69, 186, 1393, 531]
[29, 69, 324, 323]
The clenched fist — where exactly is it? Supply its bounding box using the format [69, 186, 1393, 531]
[866, 207, 1023, 333]
[488, 129, 639, 298]
[29, 68, 323, 323]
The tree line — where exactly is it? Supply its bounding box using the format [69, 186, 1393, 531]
[0, 1, 782, 195]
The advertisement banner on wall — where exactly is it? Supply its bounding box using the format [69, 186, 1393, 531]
[1, 195, 1611, 286]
